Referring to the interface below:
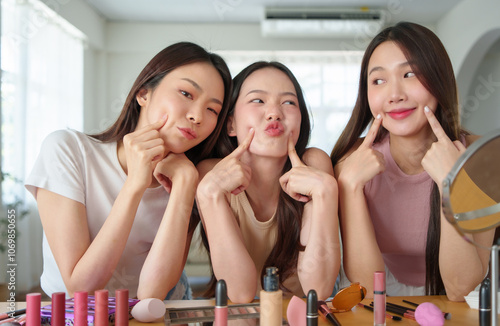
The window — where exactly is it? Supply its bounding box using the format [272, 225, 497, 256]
[1, 0, 85, 293]
[219, 51, 363, 154]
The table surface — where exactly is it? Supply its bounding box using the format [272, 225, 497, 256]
[0, 295, 478, 325]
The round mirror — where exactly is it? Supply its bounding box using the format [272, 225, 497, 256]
[442, 128, 500, 238]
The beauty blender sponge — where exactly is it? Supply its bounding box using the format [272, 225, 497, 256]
[287, 295, 306, 326]
[131, 298, 166, 322]
[414, 302, 445, 326]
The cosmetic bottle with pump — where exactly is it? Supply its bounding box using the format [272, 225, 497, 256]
[260, 267, 282, 326]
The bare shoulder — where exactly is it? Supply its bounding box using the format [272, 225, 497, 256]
[196, 158, 222, 179]
[302, 147, 334, 175]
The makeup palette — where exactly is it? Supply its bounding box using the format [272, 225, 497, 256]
[165, 302, 289, 325]
[39, 294, 139, 325]
[166, 302, 261, 324]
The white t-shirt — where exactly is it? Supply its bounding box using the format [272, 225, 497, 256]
[25, 129, 170, 298]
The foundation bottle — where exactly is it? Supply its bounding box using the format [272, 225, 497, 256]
[260, 267, 283, 326]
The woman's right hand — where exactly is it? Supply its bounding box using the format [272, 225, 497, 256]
[337, 115, 385, 190]
[198, 129, 254, 198]
[123, 116, 167, 191]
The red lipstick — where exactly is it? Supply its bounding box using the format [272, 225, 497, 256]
[264, 122, 284, 137]
[178, 127, 197, 140]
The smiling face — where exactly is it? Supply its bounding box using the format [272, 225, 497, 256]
[136, 61, 224, 154]
[367, 41, 438, 138]
[229, 67, 302, 158]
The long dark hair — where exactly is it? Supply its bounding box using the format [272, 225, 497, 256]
[91, 42, 232, 166]
[330, 22, 463, 295]
[199, 61, 311, 296]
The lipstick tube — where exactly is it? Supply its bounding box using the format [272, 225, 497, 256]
[306, 290, 318, 326]
[215, 279, 228, 326]
[26, 293, 41, 326]
[480, 278, 491, 326]
[74, 291, 88, 326]
[94, 289, 109, 326]
[373, 271, 386, 326]
[51, 292, 66, 326]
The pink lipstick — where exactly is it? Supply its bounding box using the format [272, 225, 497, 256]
[178, 127, 197, 140]
[387, 108, 415, 120]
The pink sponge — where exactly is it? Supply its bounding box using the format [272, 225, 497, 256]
[414, 302, 445, 326]
[287, 296, 306, 326]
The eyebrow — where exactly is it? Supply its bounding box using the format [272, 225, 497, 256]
[368, 61, 411, 76]
[246, 89, 297, 98]
[181, 78, 223, 105]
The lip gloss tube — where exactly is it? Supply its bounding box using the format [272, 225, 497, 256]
[214, 279, 228, 326]
[374, 271, 386, 326]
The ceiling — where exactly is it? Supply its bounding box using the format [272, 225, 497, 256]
[83, 0, 463, 25]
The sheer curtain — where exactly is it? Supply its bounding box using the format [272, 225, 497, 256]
[1, 0, 84, 295]
[219, 51, 363, 154]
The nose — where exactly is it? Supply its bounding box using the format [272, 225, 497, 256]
[389, 81, 407, 104]
[186, 105, 203, 124]
[266, 103, 283, 121]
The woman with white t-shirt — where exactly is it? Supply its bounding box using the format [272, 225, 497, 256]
[25, 42, 232, 300]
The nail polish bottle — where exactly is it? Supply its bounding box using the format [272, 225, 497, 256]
[260, 267, 282, 326]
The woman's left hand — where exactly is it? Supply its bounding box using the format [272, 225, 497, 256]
[153, 152, 198, 193]
[421, 106, 466, 188]
[279, 134, 331, 203]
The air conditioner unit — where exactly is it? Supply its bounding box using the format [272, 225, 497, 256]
[261, 7, 386, 38]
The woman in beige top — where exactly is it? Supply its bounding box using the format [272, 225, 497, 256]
[196, 61, 340, 303]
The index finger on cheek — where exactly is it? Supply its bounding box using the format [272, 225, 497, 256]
[424, 106, 448, 141]
[287, 133, 303, 167]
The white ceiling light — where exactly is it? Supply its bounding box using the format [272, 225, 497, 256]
[261, 7, 386, 38]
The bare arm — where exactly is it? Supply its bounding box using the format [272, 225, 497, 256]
[335, 116, 386, 297]
[37, 119, 168, 296]
[280, 143, 340, 300]
[422, 109, 494, 301]
[137, 152, 199, 300]
[196, 130, 258, 303]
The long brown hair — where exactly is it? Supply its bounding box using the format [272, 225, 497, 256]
[199, 61, 311, 296]
[330, 22, 463, 295]
[91, 42, 232, 166]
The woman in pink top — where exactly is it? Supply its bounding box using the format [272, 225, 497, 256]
[331, 22, 495, 301]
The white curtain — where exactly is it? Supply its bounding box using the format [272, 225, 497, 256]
[218, 50, 363, 154]
[1, 0, 84, 295]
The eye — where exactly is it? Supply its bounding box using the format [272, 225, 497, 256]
[404, 72, 416, 78]
[372, 79, 384, 85]
[207, 107, 219, 116]
[250, 98, 264, 104]
[283, 100, 297, 106]
[180, 90, 193, 99]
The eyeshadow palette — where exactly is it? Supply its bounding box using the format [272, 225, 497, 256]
[166, 302, 288, 325]
[40, 295, 139, 325]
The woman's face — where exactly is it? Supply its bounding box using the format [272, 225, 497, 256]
[229, 67, 302, 158]
[367, 41, 438, 138]
[136, 61, 224, 154]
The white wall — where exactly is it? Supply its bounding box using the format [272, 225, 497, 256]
[461, 40, 500, 134]
[50, 0, 500, 135]
[437, 0, 500, 134]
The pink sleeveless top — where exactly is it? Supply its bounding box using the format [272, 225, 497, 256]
[365, 134, 434, 287]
